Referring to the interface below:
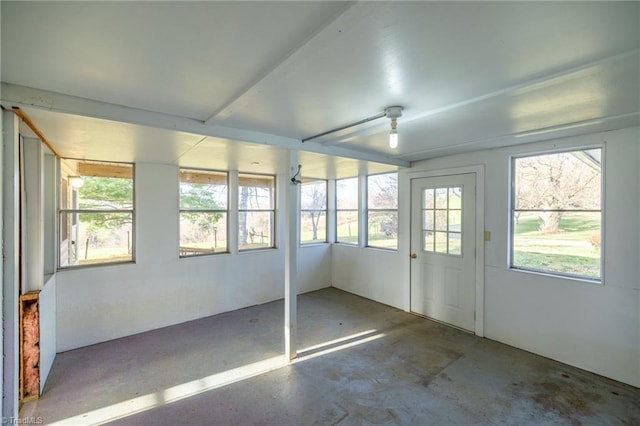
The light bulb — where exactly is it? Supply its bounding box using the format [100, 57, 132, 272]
[389, 129, 398, 148]
[69, 176, 84, 188]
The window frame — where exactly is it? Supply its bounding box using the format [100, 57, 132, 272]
[238, 172, 277, 251]
[179, 168, 229, 258]
[508, 145, 604, 283]
[58, 159, 135, 270]
[366, 172, 399, 251]
[300, 178, 328, 245]
[335, 177, 359, 245]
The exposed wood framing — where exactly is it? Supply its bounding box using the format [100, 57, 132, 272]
[180, 170, 275, 187]
[179, 170, 227, 184]
[11, 107, 61, 159]
[77, 161, 133, 178]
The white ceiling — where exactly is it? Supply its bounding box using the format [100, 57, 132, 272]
[2, 1, 638, 178]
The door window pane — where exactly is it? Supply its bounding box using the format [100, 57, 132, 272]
[422, 186, 463, 255]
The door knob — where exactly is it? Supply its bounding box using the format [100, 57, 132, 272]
[410, 253, 417, 259]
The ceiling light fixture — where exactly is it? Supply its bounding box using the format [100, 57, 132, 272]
[301, 105, 405, 145]
[385, 106, 403, 149]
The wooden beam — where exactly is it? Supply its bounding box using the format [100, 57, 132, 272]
[179, 170, 227, 185]
[180, 170, 277, 187]
[77, 161, 133, 179]
[11, 107, 61, 158]
[238, 174, 275, 188]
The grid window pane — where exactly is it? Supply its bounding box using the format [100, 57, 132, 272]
[301, 180, 327, 210]
[301, 180, 327, 244]
[60, 212, 133, 266]
[238, 211, 273, 250]
[180, 170, 228, 210]
[435, 210, 448, 231]
[239, 174, 275, 250]
[239, 174, 274, 209]
[512, 211, 601, 279]
[336, 210, 358, 244]
[421, 186, 463, 256]
[424, 189, 434, 209]
[448, 187, 462, 209]
[78, 177, 133, 209]
[511, 148, 602, 280]
[180, 169, 228, 256]
[424, 209, 435, 230]
[449, 210, 462, 232]
[301, 211, 326, 244]
[424, 230, 435, 252]
[367, 211, 398, 250]
[336, 178, 358, 210]
[367, 173, 398, 250]
[435, 188, 448, 209]
[449, 233, 462, 255]
[435, 231, 448, 253]
[180, 212, 227, 255]
[59, 159, 135, 268]
[336, 178, 359, 244]
[367, 173, 398, 209]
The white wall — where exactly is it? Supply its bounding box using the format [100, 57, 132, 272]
[298, 244, 332, 293]
[332, 172, 409, 310]
[637, 130, 640, 386]
[56, 163, 332, 352]
[332, 245, 405, 308]
[39, 276, 56, 393]
[2, 111, 20, 418]
[0, 76, 4, 421]
[53, 128, 639, 387]
[333, 127, 639, 387]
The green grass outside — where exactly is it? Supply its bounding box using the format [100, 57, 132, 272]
[513, 212, 600, 278]
[79, 247, 132, 265]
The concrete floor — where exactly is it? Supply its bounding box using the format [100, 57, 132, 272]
[21, 288, 639, 425]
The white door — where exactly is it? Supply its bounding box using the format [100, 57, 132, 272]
[410, 174, 476, 332]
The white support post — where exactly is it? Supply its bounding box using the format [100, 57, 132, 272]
[228, 170, 239, 255]
[359, 174, 367, 247]
[284, 151, 299, 361]
[0, 96, 4, 423]
[327, 179, 336, 243]
[3, 110, 20, 418]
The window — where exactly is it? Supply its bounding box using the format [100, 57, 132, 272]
[300, 179, 327, 244]
[422, 186, 462, 255]
[510, 148, 602, 281]
[238, 173, 275, 250]
[336, 177, 358, 244]
[59, 159, 134, 268]
[179, 169, 228, 256]
[367, 172, 398, 250]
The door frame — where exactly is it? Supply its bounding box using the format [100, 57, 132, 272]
[405, 165, 485, 337]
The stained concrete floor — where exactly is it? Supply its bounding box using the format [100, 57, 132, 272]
[21, 288, 639, 425]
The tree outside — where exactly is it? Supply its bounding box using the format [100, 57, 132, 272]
[512, 149, 601, 279]
[238, 174, 275, 250]
[367, 173, 398, 249]
[66, 170, 134, 265]
[179, 171, 228, 255]
[300, 180, 327, 243]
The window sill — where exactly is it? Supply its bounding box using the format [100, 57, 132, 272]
[508, 266, 603, 285]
